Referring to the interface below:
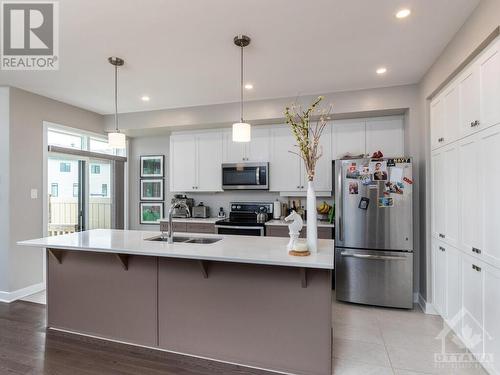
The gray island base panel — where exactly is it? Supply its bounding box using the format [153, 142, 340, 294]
[46, 250, 333, 375]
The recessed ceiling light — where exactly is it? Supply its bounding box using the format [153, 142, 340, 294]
[376, 67, 387, 75]
[141, 95, 150, 102]
[244, 83, 253, 90]
[396, 9, 411, 19]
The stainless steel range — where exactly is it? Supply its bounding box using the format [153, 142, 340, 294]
[215, 202, 273, 236]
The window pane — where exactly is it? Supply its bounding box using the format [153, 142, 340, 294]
[88, 160, 112, 229]
[60, 162, 71, 173]
[91, 165, 100, 174]
[73, 183, 79, 197]
[51, 183, 58, 197]
[89, 138, 115, 155]
[48, 130, 83, 149]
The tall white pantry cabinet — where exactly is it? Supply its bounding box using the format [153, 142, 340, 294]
[430, 37, 500, 374]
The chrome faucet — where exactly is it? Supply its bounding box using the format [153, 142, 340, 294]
[165, 201, 191, 244]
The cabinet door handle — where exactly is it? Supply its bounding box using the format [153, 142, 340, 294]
[439, 233, 445, 238]
[472, 247, 482, 254]
[472, 264, 482, 272]
[439, 246, 445, 252]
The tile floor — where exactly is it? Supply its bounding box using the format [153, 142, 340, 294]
[332, 297, 488, 375]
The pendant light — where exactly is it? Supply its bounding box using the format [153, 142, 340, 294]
[232, 35, 251, 143]
[108, 56, 126, 149]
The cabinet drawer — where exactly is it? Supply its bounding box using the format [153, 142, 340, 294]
[186, 223, 215, 234]
[266, 225, 332, 239]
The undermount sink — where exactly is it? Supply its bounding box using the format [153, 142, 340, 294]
[146, 235, 222, 244]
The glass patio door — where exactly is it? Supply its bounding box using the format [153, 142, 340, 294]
[47, 156, 86, 235]
[87, 158, 113, 230]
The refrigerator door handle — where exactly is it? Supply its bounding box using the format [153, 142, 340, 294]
[340, 252, 408, 261]
[338, 164, 344, 242]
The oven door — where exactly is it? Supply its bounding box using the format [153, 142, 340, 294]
[215, 225, 264, 236]
[222, 163, 268, 190]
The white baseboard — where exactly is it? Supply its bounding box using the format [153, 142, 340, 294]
[0, 282, 45, 303]
[417, 293, 438, 315]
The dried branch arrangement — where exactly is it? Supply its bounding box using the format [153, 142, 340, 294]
[284, 96, 332, 181]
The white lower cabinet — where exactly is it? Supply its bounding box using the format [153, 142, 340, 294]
[432, 239, 447, 317]
[483, 263, 500, 375]
[461, 253, 484, 359]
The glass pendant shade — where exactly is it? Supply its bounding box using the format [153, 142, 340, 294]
[108, 131, 126, 149]
[232, 122, 251, 142]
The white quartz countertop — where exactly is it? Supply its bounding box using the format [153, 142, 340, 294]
[265, 219, 335, 228]
[18, 229, 334, 269]
[161, 217, 221, 224]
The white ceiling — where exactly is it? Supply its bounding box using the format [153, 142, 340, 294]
[0, 0, 479, 114]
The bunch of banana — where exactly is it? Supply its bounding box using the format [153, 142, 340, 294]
[317, 201, 332, 214]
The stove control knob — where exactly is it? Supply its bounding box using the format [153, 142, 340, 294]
[237, 205, 241, 209]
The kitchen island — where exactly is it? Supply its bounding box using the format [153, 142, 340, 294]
[19, 229, 334, 375]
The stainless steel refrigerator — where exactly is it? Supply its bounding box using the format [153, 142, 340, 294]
[335, 157, 414, 308]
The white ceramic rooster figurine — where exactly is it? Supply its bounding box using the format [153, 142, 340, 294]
[285, 210, 303, 251]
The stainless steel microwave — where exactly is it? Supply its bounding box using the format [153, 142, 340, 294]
[222, 162, 269, 190]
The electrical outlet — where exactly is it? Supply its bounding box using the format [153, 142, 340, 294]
[31, 189, 38, 199]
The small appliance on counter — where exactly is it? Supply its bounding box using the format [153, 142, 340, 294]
[273, 199, 281, 219]
[192, 202, 210, 218]
[170, 195, 194, 218]
[215, 202, 273, 236]
[217, 207, 226, 218]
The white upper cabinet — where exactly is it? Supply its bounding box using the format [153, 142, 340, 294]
[222, 130, 246, 162]
[443, 84, 460, 143]
[458, 65, 481, 137]
[479, 39, 500, 130]
[196, 132, 223, 192]
[430, 95, 445, 150]
[170, 133, 197, 192]
[170, 131, 223, 192]
[269, 125, 303, 192]
[222, 127, 270, 162]
[332, 120, 365, 159]
[246, 127, 270, 161]
[365, 117, 404, 158]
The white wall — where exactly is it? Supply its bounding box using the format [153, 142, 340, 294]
[4, 87, 105, 296]
[418, 0, 500, 302]
[0, 87, 10, 293]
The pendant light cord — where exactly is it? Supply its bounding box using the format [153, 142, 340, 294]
[240, 44, 244, 123]
[114, 64, 119, 133]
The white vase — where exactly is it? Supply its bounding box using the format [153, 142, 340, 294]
[306, 180, 318, 253]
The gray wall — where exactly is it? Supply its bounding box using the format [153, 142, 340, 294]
[0, 87, 10, 293]
[4, 87, 105, 293]
[125, 84, 422, 295]
[418, 0, 500, 301]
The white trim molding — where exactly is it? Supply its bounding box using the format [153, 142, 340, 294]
[0, 282, 45, 303]
[417, 293, 438, 315]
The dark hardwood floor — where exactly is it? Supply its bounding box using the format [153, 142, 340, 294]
[0, 301, 272, 375]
